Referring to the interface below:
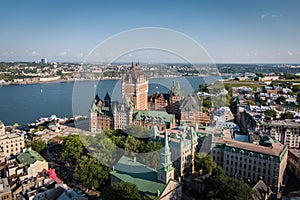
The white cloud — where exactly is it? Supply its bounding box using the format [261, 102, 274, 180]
[57, 51, 67, 56]
[261, 13, 282, 20]
[271, 14, 282, 18]
[288, 50, 293, 56]
[31, 51, 40, 56]
[261, 14, 267, 19]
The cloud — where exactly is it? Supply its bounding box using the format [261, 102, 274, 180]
[261, 14, 267, 19]
[288, 50, 293, 56]
[57, 51, 67, 56]
[31, 51, 40, 56]
[261, 13, 283, 20]
[271, 14, 283, 18]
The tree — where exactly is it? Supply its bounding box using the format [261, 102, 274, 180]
[203, 174, 256, 200]
[61, 135, 84, 162]
[203, 97, 212, 108]
[194, 153, 217, 174]
[276, 96, 286, 104]
[264, 109, 277, 118]
[280, 112, 294, 120]
[101, 182, 141, 200]
[255, 72, 265, 78]
[74, 155, 110, 190]
[124, 124, 150, 139]
[31, 140, 46, 153]
[199, 84, 209, 93]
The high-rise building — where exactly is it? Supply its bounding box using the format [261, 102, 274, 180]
[41, 58, 47, 64]
[209, 132, 287, 195]
[122, 62, 148, 110]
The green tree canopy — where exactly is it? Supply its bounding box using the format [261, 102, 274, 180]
[61, 134, 84, 162]
[280, 112, 294, 120]
[194, 153, 217, 174]
[264, 109, 277, 118]
[31, 140, 46, 153]
[74, 155, 110, 190]
[101, 182, 141, 200]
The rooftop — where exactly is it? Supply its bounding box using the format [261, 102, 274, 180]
[111, 156, 166, 198]
[213, 134, 286, 157]
[17, 149, 45, 166]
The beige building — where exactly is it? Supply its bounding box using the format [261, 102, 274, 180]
[6, 149, 48, 180]
[260, 120, 300, 148]
[0, 178, 12, 200]
[150, 125, 198, 177]
[287, 149, 300, 180]
[122, 62, 148, 110]
[210, 133, 287, 195]
[0, 121, 25, 163]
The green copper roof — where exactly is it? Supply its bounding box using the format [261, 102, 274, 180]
[259, 136, 276, 146]
[170, 81, 184, 97]
[17, 150, 45, 166]
[133, 110, 174, 123]
[111, 156, 166, 198]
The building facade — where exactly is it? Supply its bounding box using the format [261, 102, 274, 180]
[111, 131, 182, 199]
[260, 120, 300, 148]
[210, 133, 288, 195]
[0, 121, 25, 163]
[122, 62, 148, 110]
[151, 125, 198, 177]
[287, 149, 300, 180]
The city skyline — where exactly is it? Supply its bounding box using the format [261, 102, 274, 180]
[0, 0, 300, 63]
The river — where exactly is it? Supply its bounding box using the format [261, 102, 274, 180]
[0, 76, 223, 126]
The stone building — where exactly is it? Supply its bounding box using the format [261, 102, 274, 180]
[0, 121, 25, 163]
[111, 131, 182, 199]
[150, 125, 198, 177]
[260, 120, 300, 148]
[122, 62, 148, 110]
[0, 178, 12, 200]
[133, 110, 175, 131]
[210, 132, 287, 195]
[6, 149, 49, 180]
[148, 92, 170, 111]
[287, 149, 300, 180]
[180, 93, 210, 126]
[167, 81, 184, 119]
[89, 94, 113, 132]
[111, 96, 133, 130]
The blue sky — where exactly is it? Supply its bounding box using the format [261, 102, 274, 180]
[0, 0, 299, 63]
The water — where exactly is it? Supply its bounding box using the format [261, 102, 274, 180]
[0, 76, 223, 126]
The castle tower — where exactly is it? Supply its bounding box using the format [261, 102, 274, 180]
[122, 62, 148, 110]
[157, 130, 174, 184]
[104, 92, 111, 107]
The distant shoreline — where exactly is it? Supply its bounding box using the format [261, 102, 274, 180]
[0, 74, 226, 87]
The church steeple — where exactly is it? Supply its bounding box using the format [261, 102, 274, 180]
[157, 130, 174, 183]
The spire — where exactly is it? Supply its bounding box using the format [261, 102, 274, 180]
[157, 130, 174, 183]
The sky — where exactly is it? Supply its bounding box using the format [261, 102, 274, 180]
[0, 0, 300, 63]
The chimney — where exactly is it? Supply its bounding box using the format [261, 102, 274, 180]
[133, 157, 136, 162]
